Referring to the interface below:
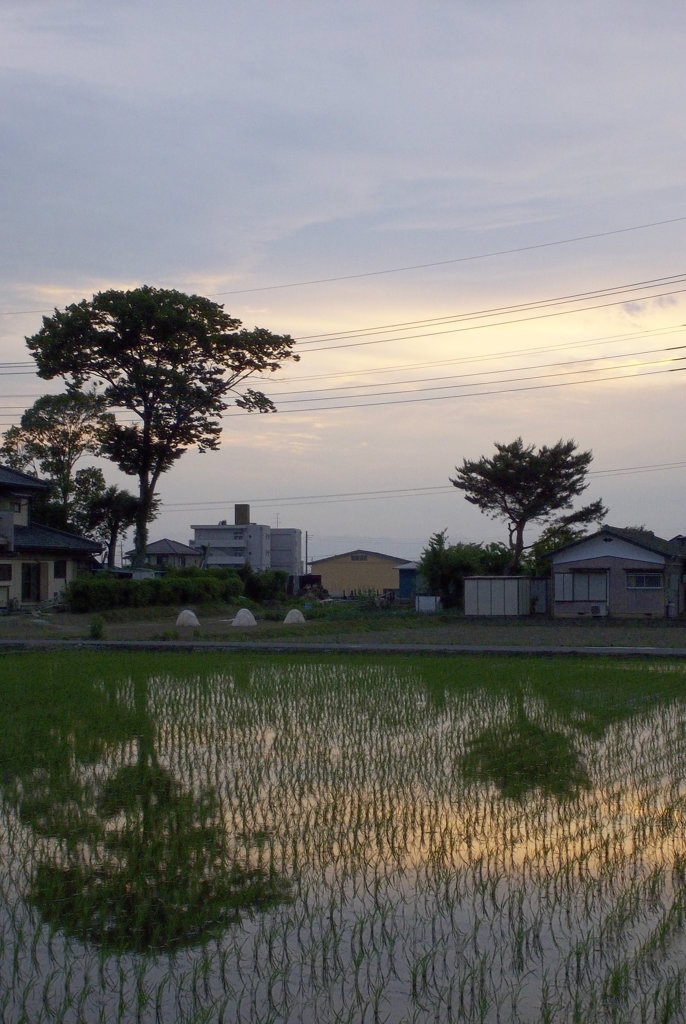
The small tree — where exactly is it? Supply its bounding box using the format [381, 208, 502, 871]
[418, 530, 487, 608]
[26, 286, 297, 565]
[522, 523, 588, 577]
[80, 475, 145, 568]
[451, 438, 606, 574]
[0, 390, 113, 524]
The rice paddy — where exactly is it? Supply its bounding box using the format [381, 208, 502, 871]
[1, 651, 685, 1023]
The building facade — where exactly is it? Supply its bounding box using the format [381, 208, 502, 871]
[550, 526, 685, 619]
[0, 465, 101, 609]
[189, 506, 302, 577]
[310, 549, 406, 598]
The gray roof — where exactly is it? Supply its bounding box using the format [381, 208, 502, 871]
[0, 465, 50, 492]
[144, 538, 200, 556]
[14, 524, 102, 555]
[312, 548, 407, 565]
[552, 525, 685, 560]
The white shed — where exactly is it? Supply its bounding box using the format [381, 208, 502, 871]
[464, 576, 532, 616]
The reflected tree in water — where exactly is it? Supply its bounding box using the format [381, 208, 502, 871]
[1, 668, 289, 953]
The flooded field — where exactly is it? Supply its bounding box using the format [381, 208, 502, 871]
[1, 652, 685, 1022]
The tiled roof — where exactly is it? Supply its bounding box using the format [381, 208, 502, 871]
[0, 465, 50, 491]
[145, 538, 199, 555]
[14, 524, 102, 554]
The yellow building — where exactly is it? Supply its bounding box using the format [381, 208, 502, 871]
[310, 549, 405, 598]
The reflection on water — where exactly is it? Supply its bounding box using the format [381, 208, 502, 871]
[1, 657, 685, 1022]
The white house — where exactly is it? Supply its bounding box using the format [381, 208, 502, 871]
[550, 526, 686, 619]
[190, 505, 302, 577]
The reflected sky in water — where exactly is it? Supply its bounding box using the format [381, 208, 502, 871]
[2, 657, 685, 1023]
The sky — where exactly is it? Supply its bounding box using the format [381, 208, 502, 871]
[2, 1, 686, 564]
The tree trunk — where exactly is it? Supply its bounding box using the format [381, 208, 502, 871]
[107, 527, 119, 569]
[507, 521, 526, 574]
[133, 476, 155, 567]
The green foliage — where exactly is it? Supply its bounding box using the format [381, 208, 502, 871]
[26, 286, 297, 563]
[462, 692, 590, 800]
[239, 565, 289, 603]
[0, 389, 113, 521]
[30, 765, 289, 952]
[523, 522, 589, 577]
[418, 530, 510, 607]
[66, 568, 244, 612]
[89, 614, 105, 639]
[451, 437, 607, 573]
[0, 656, 290, 953]
[2, 647, 685, 1008]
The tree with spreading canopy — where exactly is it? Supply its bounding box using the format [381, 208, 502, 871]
[450, 437, 606, 573]
[26, 286, 298, 564]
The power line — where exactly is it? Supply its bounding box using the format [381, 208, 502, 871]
[2, 215, 686, 318]
[265, 324, 686, 385]
[263, 345, 686, 400]
[0, 358, 680, 428]
[159, 459, 686, 512]
[294, 273, 686, 344]
[219, 364, 682, 416]
[296, 287, 686, 354]
[172, 215, 686, 297]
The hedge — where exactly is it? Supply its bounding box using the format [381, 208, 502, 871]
[65, 570, 244, 613]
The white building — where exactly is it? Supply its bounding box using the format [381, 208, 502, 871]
[190, 505, 302, 577]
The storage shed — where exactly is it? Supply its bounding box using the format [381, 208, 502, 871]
[464, 576, 533, 617]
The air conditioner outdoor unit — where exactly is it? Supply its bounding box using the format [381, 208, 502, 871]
[590, 603, 608, 617]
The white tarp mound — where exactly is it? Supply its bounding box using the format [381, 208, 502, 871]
[176, 609, 200, 627]
[283, 608, 305, 624]
[232, 608, 257, 627]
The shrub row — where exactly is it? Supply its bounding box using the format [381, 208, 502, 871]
[66, 570, 244, 613]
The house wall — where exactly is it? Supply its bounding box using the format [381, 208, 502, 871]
[551, 552, 670, 618]
[311, 552, 401, 597]
[149, 552, 203, 569]
[0, 555, 80, 607]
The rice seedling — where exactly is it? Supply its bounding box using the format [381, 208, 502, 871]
[1, 651, 685, 1021]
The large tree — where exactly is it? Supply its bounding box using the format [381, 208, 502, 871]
[26, 286, 298, 563]
[0, 390, 113, 525]
[450, 438, 606, 573]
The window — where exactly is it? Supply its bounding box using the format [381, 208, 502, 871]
[0, 563, 11, 582]
[53, 559, 67, 579]
[555, 572, 608, 602]
[626, 572, 662, 589]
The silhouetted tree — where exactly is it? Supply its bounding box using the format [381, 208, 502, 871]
[451, 438, 606, 573]
[26, 286, 297, 564]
